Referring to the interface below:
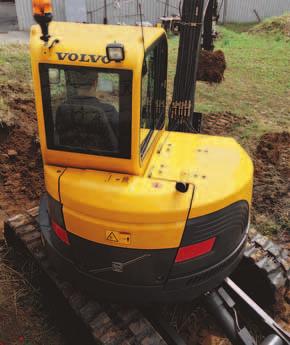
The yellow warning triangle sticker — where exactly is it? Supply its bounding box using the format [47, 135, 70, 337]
[106, 232, 118, 242]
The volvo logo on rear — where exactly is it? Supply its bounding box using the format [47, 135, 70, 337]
[112, 262, 124, 273]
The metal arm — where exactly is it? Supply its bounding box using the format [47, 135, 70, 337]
[204, 278, 290, 345]
[225, 278, 290, 345]
[168, 0, 215, 133]
[203, 0, 218, 51]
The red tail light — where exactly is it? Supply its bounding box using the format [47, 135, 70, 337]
[51, 221, 70, 245]
[175, 237, 216, 263]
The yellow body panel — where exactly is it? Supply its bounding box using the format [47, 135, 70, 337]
[59, 168, 193, 249]
[44, 165, 65, 201]
[44, 132, 253, 250]
[30, 22, 166, 176]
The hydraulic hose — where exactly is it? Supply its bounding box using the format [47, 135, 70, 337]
[204, 291, 244, 345]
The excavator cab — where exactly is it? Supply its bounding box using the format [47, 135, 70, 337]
[31, 1, 253, 302]
[32, 22, 168, 174]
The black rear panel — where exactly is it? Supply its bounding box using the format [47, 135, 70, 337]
[40, 196, 248, 300]
[170, 201, 249, 278]
[69, 233, 177, 286]
[181, 201, 249, 246]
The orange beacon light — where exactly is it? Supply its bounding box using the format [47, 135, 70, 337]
[32, 0, 53, 15]
[32, 0, 53, 42]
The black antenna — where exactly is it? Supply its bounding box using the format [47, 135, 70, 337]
[164, 0, 169, 17]
[104, 0, 108, 24]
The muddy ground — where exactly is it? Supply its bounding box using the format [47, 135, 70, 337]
[0, 84, 289, 344]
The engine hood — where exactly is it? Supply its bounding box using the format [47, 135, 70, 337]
[147, 132, 254, 218]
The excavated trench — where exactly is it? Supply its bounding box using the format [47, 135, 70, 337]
[0, 83, 44, 219]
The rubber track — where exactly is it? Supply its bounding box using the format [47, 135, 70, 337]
[3, 208, 167, 345]
[244, 228, 289, 302]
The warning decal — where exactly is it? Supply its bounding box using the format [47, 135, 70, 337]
[106, 231, 131, 245]
[106, 232, 118, 242]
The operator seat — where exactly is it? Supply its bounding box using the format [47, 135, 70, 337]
[55, 102, 118, 152]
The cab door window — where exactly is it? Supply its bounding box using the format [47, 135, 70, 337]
[140, 36, 167, 158]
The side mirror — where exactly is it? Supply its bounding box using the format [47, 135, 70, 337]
[49, 68, 60, 84]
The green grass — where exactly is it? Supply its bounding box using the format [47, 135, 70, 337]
[249, 12, 290, 39]
[0, 44, 30, 83]
[221, 22, 256, 33]
[168, 25, 290, 143]
[0, 44, 31, 123]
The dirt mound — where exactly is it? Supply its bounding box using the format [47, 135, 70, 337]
[197, 50, 226, 84]
[0, 82, 36, 133]
[202, 112, 250, 136]
[0, 128, 44, 212]
[202, 114, 289, 240]
[0, 82, 44, 218]
[249, 13, 290, 38]
[253, 132, 290, 239]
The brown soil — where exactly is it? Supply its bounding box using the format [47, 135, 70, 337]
[253, 132, 290, 241]
[202, 112, 248, 136]
[202, 113, 289, 241]
[164, 303, 231, 345]
[197, 50, 226, 84]
[0, 82, 61, 345]
[0, 82, 44, 220]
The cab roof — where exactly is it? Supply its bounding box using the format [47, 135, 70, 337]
[30, 22, 165, 70]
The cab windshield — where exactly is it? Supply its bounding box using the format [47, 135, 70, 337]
[39, 65, 132, 159]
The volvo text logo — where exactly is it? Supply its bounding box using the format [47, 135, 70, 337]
[56, 52, 110, 64]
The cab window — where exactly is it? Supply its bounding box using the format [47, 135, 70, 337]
[140, 36, 167, 158]
[39, 65, 132, 159]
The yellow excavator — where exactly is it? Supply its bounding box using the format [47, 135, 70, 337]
[31, 0, 253, 302]
[25, 1, 289, 344]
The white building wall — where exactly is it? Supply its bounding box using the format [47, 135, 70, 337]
[220, 0, 290, 23]
[14, 0, 290, 31]
[15, 0, 33, 31]
[15, 0, 65, 30]
[86, 0, 181, 25]
[15, 0, 182, 30]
